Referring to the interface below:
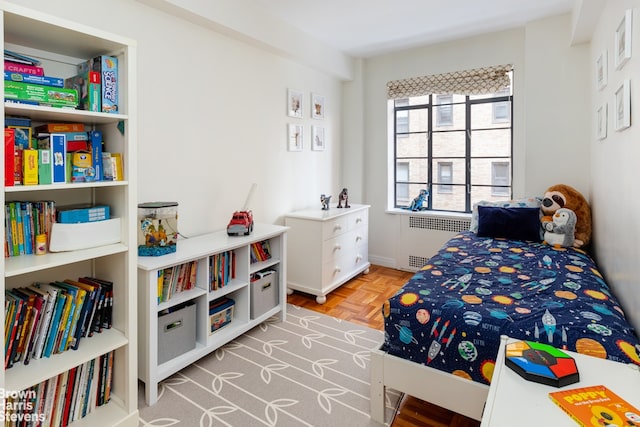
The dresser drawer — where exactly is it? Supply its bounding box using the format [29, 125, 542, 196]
[321, 216, 349, 240]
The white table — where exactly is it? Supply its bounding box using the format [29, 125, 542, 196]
[481, 335, 640, 426]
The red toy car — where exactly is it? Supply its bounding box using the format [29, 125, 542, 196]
[227, 210, 254, 236]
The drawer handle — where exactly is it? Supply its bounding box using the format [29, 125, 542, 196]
[356, 254, 363, 262]
[334, 244, 342, 251]
[356, 217, 362, 223]
[334, 266, 341, 273]
[355, 235, 362, 242]
[334, 224, 342, 231]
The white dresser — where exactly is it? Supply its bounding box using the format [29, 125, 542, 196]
[285, 204, 370, 303]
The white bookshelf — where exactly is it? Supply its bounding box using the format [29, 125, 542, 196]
[137, 223, 288, 405]
[1, 3, 138, 426]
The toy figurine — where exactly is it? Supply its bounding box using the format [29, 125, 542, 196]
[320, 194, 332, 210]
[404, 189, 428, 211]
[337, 188, 350, 208]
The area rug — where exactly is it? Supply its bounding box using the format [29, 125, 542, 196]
[138, 304, 402, 427]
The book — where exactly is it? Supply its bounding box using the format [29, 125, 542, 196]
[35, 123, 85, 133]
[111, 152, 123, 180]
[89, 130, 103, 181]
[4, 70, 64, 87]
[4, 49, 41, 66]
[4, 128, 14, 186]
[4, 61, 44, 76]
[51, 133, 66, 183]
[22, 148, 39, 185]
[7, 125, 31, 149]
[38, 149, 52, 185]
[549, 384, 640, 426]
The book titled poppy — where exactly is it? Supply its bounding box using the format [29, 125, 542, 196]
[548, 384, 640, 426]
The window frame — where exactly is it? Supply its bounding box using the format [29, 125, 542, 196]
[392, 91, 513, 213]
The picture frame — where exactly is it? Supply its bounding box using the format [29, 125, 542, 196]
[596, 103, 607, 140]
[311, 92, 325, 119]
[614, 80, 631, 131]
[287, 89, 303, 118]
[614, 9, 632, 70]
[287, 123, 303, 151]
[311, 125, 325, 151]
[595, 50, 607, 91]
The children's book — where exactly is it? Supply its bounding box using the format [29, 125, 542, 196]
[548, 384, 640, 426]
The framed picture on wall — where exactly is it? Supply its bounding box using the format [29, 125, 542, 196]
[596, 103, 607, 140]
[287, 89, 303, 118]
[614, 80, 631, 131]
[311, 125, 325, 151]
[311, 93, 325, 119]
[288, 123, 303, 151]
[595, 50, 607, 91]
[614, 9, 632, 70]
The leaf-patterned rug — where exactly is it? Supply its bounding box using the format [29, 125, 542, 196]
[138, 304, 401, 426]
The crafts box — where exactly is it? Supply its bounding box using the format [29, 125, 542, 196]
[138, 202, 178, 256]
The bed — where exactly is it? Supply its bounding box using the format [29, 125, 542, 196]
[370, 230, 640, 423]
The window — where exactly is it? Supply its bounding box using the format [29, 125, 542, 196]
[390, 67, 513, 213]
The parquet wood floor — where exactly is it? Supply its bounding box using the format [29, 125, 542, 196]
[287, 264, 481, 427]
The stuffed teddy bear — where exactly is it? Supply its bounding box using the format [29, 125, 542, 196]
[541, 184, 591, 248]
[543, 208, 577, 248]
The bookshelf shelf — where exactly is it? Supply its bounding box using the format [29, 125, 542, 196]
[1, 3, 138, 426]
[137, 224, 288, 406]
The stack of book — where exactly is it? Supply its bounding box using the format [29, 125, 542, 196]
[4, 49, 78, 109]
[210, 250, 236, 291]
[4, 277, 114, 369]
[157, 261, 198, 303]
[3, 350, 115, 426]
[4, 200, 56, 258]
[250, 240, 272, 263]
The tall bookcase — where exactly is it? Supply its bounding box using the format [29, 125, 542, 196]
[1, 3, 138, 426]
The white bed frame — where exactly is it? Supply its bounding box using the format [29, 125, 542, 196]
[370, 342, 489, 423]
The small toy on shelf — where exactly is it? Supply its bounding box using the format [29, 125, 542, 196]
[337, 188, 350, 208]
[404, 189, 428, 211]
[227, 183, 257, 236]
[320, 194, 332, 210]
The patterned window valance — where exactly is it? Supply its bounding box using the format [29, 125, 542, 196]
[387, 64, 513, 99]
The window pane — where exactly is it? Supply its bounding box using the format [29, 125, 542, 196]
[470, 128, 511, 157]
[396, 109, 409, 133]
[470, 158, 511, 186]
[432, 158, 465, 184]
[432, 130, 465, 157]
[433, 102, 466, 131]
[397, 133, 428, 157]
[406, 108, 428, 132]
[471, 102, 511, 128]
[432, 184, 466, 211]
[396, 158, 429, 185]
[492, 162, 510, 196]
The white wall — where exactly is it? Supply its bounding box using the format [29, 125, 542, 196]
[13, 0, 346, 238]
[349, 14, 590, 267]
[589, 2, 640, 332]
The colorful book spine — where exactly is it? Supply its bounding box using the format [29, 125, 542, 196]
[4, 81, 78, 107]
[4, 128, 14, 186]
[4, 61, 45, 76]
[4, 70, 64, 87]
[38, 149, 52, 185]
[51, 134, 67, 183]
[22, 149, 39, 185]
[89, 131, 103, 181]
[35, 123, 85, 133]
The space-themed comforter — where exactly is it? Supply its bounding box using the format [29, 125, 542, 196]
[382, 231, 640, 385]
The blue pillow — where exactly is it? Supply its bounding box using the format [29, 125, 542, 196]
[476, 206, 542, 241]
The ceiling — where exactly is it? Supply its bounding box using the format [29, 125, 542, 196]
[250, 0, 576, 57]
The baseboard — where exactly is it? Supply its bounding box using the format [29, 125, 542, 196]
[368, 254, 396, 269]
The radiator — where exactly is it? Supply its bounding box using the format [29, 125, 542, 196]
[397, 214, 471, 271]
